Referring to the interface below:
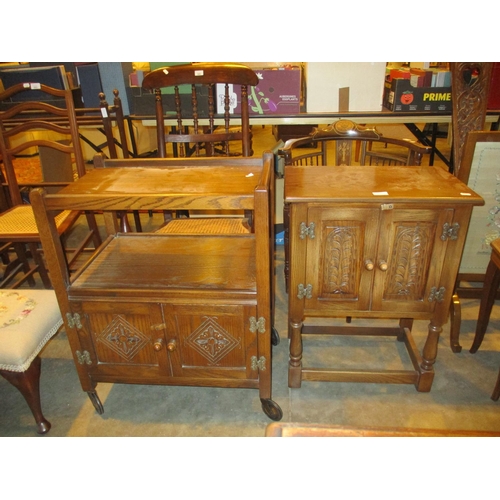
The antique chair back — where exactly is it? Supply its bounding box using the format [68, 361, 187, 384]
[0, 83, 101, 287]
[142, 63, 259, 158]
[279, 120, 431, 167]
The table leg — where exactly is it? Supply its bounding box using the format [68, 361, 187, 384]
[417, 321, 442, 392]
[288, 318, 303, 388]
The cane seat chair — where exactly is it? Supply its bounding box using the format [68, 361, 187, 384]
[141, 63, 259, 234]
[0, 83, 102, 288]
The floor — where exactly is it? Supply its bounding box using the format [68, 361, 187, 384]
[1, 124, 499, 438]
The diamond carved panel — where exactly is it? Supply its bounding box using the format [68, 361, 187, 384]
[97, 315, 149, 361]
[186, 316, 240, 366]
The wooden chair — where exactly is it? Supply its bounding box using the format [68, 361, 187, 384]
[468, 238, 500, 401]
[0, 82, 102, 288]
[279, 119, 432, 167]
[142, 62, 259, 159]
[279, 120, 432, 291]
[96, 90, 145, 232]
[447, 63, 494, 352]
[141, 63, 259, 234]
[0, 289, 63, 434]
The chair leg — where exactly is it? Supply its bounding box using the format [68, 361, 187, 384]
[0, 356, 51, 434]
[492, 368, 500, 401]
[471, 259, 500, 353]
[27, 242, 52, 289]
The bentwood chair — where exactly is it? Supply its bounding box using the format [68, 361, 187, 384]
[0, 83, 102, 288]
[141, 62, 260, 234]
[279, 120, 432, 292]
[0, 288, 63, 434]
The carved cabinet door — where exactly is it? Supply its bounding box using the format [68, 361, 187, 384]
[162, 303, 259, 381]
[70, 301, 171, 381]
[303, 206, 380, 313]
[371, 207, 454, 313]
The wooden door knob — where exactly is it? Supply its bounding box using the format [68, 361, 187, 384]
[364, 259, 374, 271]
[378, 260, 388, 271]
[153, 339, 164, 351]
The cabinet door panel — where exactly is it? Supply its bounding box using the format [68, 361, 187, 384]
[372, 208, 454, 313]
[305, 207, 380, 313]
[72, 301, 169, 380]
[164, 304, 258, 380]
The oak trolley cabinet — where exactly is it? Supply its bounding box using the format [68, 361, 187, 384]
[284, 165, 483, 391]
[31, 153, 283, 421]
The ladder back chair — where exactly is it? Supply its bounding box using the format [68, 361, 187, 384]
[140, 63, 259, 234]
[279, 120, 432, 292]
[0, 82, 102, 288]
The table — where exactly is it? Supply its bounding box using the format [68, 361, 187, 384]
[284, 164, 484, 392]
[30, 153, 283, 421]
[134, 110, 500, 170]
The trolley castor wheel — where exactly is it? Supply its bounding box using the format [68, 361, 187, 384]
[87, 391, 104, 415]
[271, 327, 280, 346]
[261, 398, 283, 421]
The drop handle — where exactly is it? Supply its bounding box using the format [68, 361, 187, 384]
[153, 339, 164, 351]
[378, 260, 388, 272]
[167, 339, 177, 352]
[364, 259, 374, 271]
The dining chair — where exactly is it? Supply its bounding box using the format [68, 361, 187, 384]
[279, 120, 432, 292]
[279, 119, 432, 167]
[142, 62, 259, 159]
[466, 237, 500, 401]
[0, 82, 102, 288]
[0, 288, 63, 434]
[140, 63, 259, 234]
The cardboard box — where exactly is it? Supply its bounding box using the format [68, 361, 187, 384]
[216, 66, 302, 115]
[305, 63, 386, 112]
[383, 78, 452, 112]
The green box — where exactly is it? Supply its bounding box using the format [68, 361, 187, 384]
[149, 62, 190, 94]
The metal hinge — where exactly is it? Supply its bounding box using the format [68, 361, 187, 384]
[441, 222, 460, 241]
[297, 283, 313, 299]
[66, 312, 83, 329]
[249, 317, 266, 334]
[75, 350, 92, 365]
[299, 222, 315, 240]
[251, 356, 266, 371]
[428, 286, 446, 302]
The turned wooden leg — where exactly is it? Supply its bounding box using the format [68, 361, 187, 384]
[288, 319, 303, 388]
[417, 321, 442, 392]
[449, 293, 463, 353]
[0, 356, 51, 434]
[471, 259, 500, 354]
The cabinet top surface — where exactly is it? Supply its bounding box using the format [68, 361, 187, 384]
[46, 164, 267, 211]
[284, 165, 484, 205]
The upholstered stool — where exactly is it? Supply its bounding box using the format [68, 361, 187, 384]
[472, 238, 500, 401]
[0, 289, 63, 433]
